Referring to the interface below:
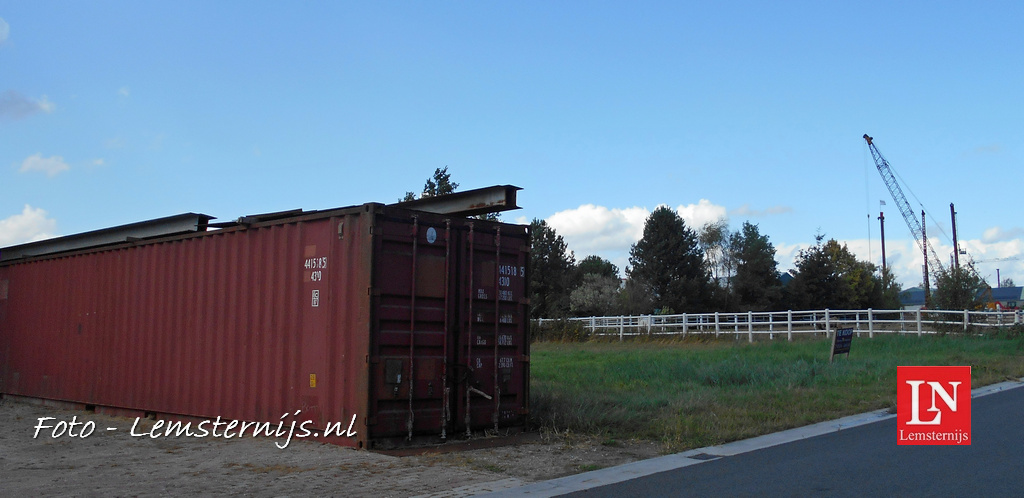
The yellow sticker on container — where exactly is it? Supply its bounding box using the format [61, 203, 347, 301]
[309, 374, 317, 388]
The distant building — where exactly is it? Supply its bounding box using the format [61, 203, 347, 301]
[898, 285, 1023, 311]
[899, 287, 926, 311]
[780, 272, 795, 286]
[981, 286, 1023, 310]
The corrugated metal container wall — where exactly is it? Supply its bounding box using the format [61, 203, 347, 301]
[0, 203, 530, 448]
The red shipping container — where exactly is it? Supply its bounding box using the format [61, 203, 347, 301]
[0, 203, 530, 448]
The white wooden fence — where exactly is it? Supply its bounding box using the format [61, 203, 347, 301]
[535, 309, 1024, 342]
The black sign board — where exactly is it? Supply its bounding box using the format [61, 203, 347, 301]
[830, 327, 854, 362]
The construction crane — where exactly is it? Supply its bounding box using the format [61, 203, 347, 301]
[864, 134, 946, 306]
[973, 255, 1023, 264]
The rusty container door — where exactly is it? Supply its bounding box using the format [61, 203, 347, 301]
[453, 221, 530, 436]
[365, 208, 529, 443]
[368, 212, 454, 441]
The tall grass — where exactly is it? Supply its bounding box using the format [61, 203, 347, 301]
[530, 332, 1024, 451]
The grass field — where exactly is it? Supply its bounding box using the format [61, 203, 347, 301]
[530, 330, 1024, 451]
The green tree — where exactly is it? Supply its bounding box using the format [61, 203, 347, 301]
[529, 219, 575, 318]
[401, 166, 459, 201]
[730, 222, 782, 311]
[698, 219, 732, 285]
[698, 220, 734, 310]
[617, 278, 653, 316]
[570, 274, 621, 317]
[878, 268, 903, 309]
[574, 255, 619, 281]
[627, 206, 710, 313]
[787, 234, 888, 310]
[423, 166, 458, 197]
[568, 255, 620, 316]
[933, 263, 988, 310]
[400, 166, 499, 220]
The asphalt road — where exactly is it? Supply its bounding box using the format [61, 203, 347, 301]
[564, 385, 1024, 497]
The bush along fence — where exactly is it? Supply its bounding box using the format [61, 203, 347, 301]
[534, 309, 1024, 342]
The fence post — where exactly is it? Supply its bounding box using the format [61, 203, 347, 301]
[714, 312, 720, 337]
[768, 312, 774, 340]
[825, 309, 831, 338]
[748, 311, 754, 343]
[590, 316, 596, 335]
[647, 315, 652, 336]
[868, 308, 874, 339]
[787, 310, 793, 342]
[618, 316, 624, 342]
[682, 313, 688, 337]
[916, 309, 923, 337]
[963, 309, 969, 333]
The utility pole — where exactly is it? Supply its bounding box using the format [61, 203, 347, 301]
[950, 203, 960, 270]
[878, 210, 887, 275]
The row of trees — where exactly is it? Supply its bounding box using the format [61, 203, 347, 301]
[530, 206, 909, 318]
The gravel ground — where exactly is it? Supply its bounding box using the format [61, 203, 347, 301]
[0, 396, 661, 497]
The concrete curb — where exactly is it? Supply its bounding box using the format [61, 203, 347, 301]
[476, 377, 1024, 497]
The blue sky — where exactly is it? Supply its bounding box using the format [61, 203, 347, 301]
[3, 1, 1023, 290]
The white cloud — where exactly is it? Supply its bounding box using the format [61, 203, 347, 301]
[119, 86, 131, 97]
[675, 199, 727, 229]
[92, 158, 105, 166]
[774, 242, 810, 272]
[0, 17, 9, 44]
[548, 204, 648, 255]
[546, 200, 730, 275]
[731, 204, 793, 217]
[0, 205, 58, 246]
[37, 95, 55, 113]
[0, 91, 56, 119]
[19, 153, 70, 177]
[967, 143, 1001, 156]
[982, 226, 1024, 244]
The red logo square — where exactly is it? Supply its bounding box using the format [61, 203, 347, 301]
[897, 366, 971, 445]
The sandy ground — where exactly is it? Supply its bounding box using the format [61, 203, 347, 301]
[0, 396, 662, 497]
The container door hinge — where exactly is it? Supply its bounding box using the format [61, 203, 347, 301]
[367, 287, 380, 296]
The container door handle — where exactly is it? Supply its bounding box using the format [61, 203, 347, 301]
[467, 386, 493, 400]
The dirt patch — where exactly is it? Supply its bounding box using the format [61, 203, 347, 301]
[0, 397, 662, 497]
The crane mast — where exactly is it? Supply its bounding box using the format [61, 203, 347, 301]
[863, 134, 945, 305]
